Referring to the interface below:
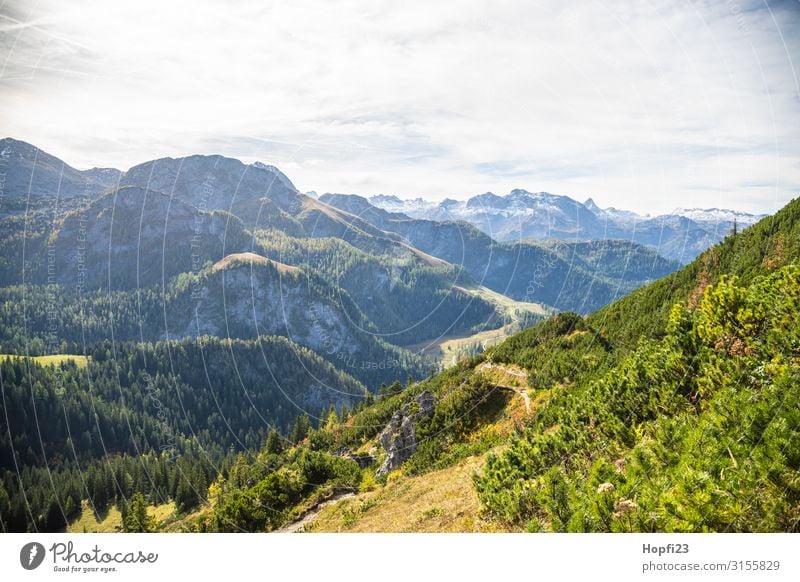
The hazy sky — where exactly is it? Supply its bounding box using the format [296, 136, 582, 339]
[1, 0, 799, 214]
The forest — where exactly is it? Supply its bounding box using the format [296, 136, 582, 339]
[0, 335, 366, 531]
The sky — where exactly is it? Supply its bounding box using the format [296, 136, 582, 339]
[1, 0, 799, 215]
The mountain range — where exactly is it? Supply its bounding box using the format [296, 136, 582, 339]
[0, 135, 794, 534]
[367, 190, 765, 263]
[0, 137, 687, 369]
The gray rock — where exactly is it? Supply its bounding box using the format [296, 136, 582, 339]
[376, 391, 436, 478]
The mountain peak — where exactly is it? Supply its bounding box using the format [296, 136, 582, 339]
[584, 197, 602, 214]
[672, 207, 765, 225]
[250, 161, 297, 190]
[466, 192, 508, 209]
[371, 194, 404, 205]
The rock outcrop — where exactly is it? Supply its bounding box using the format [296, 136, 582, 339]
[376, 391, 436, 477]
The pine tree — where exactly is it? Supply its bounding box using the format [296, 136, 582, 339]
[291, 414, 311, 444]
[265, 428, 283, 455]
[122, 492, 154, 532]
[174, 478, 195, 513]
[324, 405, 339, 430]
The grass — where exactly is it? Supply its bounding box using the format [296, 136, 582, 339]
[67, 500, 176, 533]
[303, 357, 542, 533]
[404, 285, 550, 367]
[404, 322, 522, 367]
[68, 502, 123, 533]
[459, 283, 549, 317]
[0, 354, 90, 369]
[307, 452, 512, 532]
[212, 252, 299, 274]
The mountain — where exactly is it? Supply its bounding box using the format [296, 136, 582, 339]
[180, 196, 799, 533]
[0, 142, 680, 373]
[0, 191, 535, 372]
[119, 154, 304, 233]
[319, 192, 681, 313]
[169, 254, 428, 386]
[0, 144, 546, 373]
[0, 253, 431, 387]
[368, 190, 766, 263]
[254, 231, 539, 348]
[0, 186, 251, 289]
[0, 138, 121, 217]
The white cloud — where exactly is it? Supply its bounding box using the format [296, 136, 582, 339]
[1, 0, 798, 214]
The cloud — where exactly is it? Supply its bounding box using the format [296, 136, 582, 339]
[0, 0, 798, 214]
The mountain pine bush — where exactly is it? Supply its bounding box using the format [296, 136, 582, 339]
[475, 264, 800, 531]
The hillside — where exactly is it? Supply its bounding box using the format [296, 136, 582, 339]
[0, 186, 252, 289]
[590, 195, 800, 350]
[0, 256, 429, 387]
[172, 197, 799, 533]
[0, 335, 367, 532]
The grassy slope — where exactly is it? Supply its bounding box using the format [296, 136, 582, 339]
[309, 453, 506, 532]
[0, 354, 89, 368]
[308, 198, 800, 532]
[68, 500, 176, 533]
[468, 199, 800, 531]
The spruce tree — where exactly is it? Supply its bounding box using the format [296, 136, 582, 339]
[265, 428, 283, 455]
[291, 414, 311, 444]
[122, 492, 154, 532]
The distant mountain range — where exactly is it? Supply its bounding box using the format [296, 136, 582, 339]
[367, 190, 765, 263]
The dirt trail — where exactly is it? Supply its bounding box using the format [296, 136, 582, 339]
[475, 361, 531, 412]
[276, 490, 356, 533]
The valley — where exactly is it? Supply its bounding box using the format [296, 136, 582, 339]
[403, 283, 551, 367]
[0, 137, 795, 534]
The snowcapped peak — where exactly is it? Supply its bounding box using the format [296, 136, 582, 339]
[466, 192, 511, 210]
[509, 188, 533, 197]
[369, 194, 436, 214]
[371, 194, 404, 205]
[672, 207, 764, 225]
